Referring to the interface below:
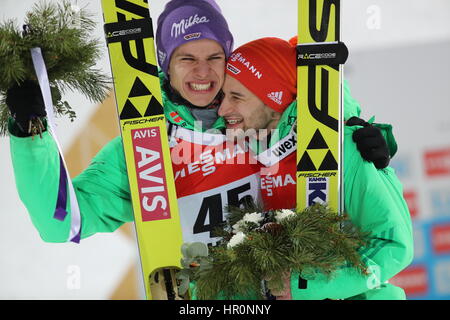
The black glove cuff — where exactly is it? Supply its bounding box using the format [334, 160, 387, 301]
[346, 116, 369, 127]
[8, 117, 47, 138]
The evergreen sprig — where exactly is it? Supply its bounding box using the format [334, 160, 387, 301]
[0, 0, 110, 135]
[180, 203, 369, 300]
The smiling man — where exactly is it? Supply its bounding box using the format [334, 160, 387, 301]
[5, 1, 411, 300]
[219, 75, 281, 139]
[6, 0, 261, 248]
[156, 0, 233, 130]
[219, 38, 296, 141]
[218, 37, 414, 300]
[155, 0, 261, 245]
[167, 39, 225, 108]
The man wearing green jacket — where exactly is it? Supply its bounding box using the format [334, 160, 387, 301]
[6, 0, 386, 244]
[5, 1, 399, 299]
[7, 0, 263, 245]
[218, 37, 414, 299]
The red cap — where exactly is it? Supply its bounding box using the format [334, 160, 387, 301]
[225, 37, 297, 113]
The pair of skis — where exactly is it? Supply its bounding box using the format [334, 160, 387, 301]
[101, 0, 347, 300]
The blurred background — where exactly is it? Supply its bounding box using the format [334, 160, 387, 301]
[0, 0, 449, 299]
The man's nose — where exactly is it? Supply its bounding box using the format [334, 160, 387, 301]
[193, 60, 210, 78]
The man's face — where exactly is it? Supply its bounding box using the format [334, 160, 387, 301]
[218, 75, 278, 139]
[168, 39, 226, 107]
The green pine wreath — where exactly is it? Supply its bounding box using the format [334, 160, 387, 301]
[0, 0, 110, 135]
[178, 203, 370, 300]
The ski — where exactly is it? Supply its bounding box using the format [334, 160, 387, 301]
[101, 0, 183, 300]
[296, 0, 348, 213]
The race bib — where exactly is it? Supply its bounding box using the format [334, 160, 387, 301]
[169, 126, 262, 244]
[177, 174, 261, 245]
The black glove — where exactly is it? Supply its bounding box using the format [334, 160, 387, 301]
[346, 116, 390, 170]
[6, 80, 47, 136]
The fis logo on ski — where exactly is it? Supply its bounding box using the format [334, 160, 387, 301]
[132, 128, 172, 222]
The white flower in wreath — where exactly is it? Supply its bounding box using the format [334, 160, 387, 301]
[275, 209, 295, 222]
[232, 212, 264, 234]
[227, 232, 246, 248]
[231, 222, 243, 234]
[243, 212, 264, 224]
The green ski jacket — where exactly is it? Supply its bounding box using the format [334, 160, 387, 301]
[255, 81, 413, 300]
[9, 78, 413, 300]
